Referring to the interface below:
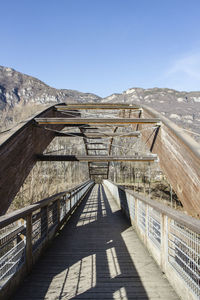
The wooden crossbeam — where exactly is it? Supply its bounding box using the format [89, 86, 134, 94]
[81, 125, 133, 128]
[89, 166, 108, 169]
[89, 173, 108, 176]
[55, 104, 141, 110]
[35, 118, 160, 125]
[37, 154, 158, 162]
[55, 132, 141, 138]
[86, 142, 104, 145]
[89, 162, 109, 166]
[87, 148, 108, 151]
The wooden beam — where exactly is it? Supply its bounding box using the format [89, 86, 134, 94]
[89, 163, 109, 166]
[55, 104, 141, 110]
[89, 166, 108, 169]
[87, 148, 108, 151]
[36, 154, 158, 162]
[55, 131, 141, 138]
[0, 104, 65, 215]
[35, 118, 160, 125]
[90, 173, 108, 176]
[80, 124, 132, 127]
[86, 142, 104, 145]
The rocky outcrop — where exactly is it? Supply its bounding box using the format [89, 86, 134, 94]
[103, 87, 200, 142]
[0, 66, 101, 109]
[0, 66, 199, 142]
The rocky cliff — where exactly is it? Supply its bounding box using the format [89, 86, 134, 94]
[0, 66, 199, 142]
[103, 87, 200, 142]
[0, 66, 101, 110]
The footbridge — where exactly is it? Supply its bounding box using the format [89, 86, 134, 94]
[0, 103, 199, 299]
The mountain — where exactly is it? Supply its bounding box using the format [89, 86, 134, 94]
[0, 66, 101, 110]
[0, 66, 199, 142]
[103, 87, 200, 142]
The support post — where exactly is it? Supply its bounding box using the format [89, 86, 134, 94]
[41, 206, 48, 239]
[57, 199, 61, 224]
[26, 213, 33, 273]
[161, 214, 168, 272]
[69, 192, 72, 210]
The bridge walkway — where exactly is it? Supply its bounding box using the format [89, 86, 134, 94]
[12, 184, 179, 300]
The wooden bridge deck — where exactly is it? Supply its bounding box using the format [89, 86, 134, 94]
[12, 184, 179, 300]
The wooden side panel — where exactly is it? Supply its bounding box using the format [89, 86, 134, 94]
[142, 107, 200, 216]
[0, 106, 65, 215]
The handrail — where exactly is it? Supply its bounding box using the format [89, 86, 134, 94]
[113, 181, 200, 235]
[103, 179, 200, 300]
[0, 180, 94, 299]
[0, 180, 91, 229]
[142, 105, 200, 159]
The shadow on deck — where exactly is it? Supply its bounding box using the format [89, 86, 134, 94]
[12, 184, 178, 300]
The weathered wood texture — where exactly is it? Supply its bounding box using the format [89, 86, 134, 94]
[0, 104, 68, 215]
[12, 184, 178, 300]
[0, 181, 94, 300]
[55, 131, 141, 138]
[1, 101, 200, 217]
[37, 155, 157, 162]
[55, 103, 141, 110]
[35, 117, 160, 125]
[142, 106, 200, 216]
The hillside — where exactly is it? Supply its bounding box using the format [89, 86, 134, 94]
[103, 87, 200, 142]
[0, 66, 101, 108]
[0, 66, 199, 142]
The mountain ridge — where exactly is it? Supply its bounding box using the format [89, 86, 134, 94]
[0, 66, 101, 110]
[0, 66, 199, 142]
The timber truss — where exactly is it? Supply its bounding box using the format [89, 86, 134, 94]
[0, 101, 200, 215]
[35, 103, 160, 180]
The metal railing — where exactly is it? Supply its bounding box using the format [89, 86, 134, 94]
[0, 180, 94, 296]
[103, 179, 200, 300]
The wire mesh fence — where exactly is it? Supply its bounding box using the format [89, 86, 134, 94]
[168, 221, 200, 298]
[0, 180, 94, 291]
[103, 179, 200, 300]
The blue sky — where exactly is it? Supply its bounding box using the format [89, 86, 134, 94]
[1, 0, 200, 97]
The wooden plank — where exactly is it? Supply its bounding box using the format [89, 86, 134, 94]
[11, 184, 179, 300]
[72, 124, 131, 128]
[55, 103, 141, 110]
[0, 104, 66, 215]
[87, 148, 108, 151]
[90, 173, 108, 175]
[89, 166, 108, 169]
[142, 106, 200, 216]
[36, 154, 158, 162]
[35, 117, 161, 125]
[55, 131, 141, 138]
[86, 142, 104, 145]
